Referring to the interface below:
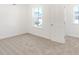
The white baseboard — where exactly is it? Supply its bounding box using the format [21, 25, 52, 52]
[67, 34, 79, 38]
[28, 32, 65, 44]
[0, 32, 28, 40]
[28, 32, 50, 39]
[0, 32, 66, 44]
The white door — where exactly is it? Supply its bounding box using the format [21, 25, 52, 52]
[50, 5, 65, 43]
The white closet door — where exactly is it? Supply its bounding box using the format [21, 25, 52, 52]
[50, 5, 65, 43]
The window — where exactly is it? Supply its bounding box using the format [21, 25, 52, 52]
[73, 5, 79, 24]
[32, 7, 43, 28]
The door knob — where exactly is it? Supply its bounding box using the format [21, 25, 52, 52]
[51, 24, 53, 26]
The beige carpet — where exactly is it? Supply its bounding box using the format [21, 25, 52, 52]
[0, 33, 79, 55]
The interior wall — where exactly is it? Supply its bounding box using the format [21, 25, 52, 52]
[28, 4, 51, 39]
[28, 4, 65, 43]
[0, 4, 29, 39]
[65, 4, 79, 38]
[1, 4, 78, 43]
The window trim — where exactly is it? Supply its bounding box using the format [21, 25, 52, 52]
[32, 7, 43, 28]
[73, 5, 79, 24]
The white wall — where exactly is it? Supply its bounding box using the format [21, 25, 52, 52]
[0, 4, 51, 40]
[0, 4, 29, 39]
[65, 4, 79, 38]
[1, 4, 78, 43]
[28, 4, 51, 39]
[27, 4, 65, 43]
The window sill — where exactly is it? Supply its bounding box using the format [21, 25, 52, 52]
[34, 25, 42, 29]
[73, 20, 79, 24]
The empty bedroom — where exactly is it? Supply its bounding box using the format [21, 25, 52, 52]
[0, 4, 79, 55]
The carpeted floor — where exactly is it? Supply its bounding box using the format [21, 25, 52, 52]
[0, 33, 79, 55]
